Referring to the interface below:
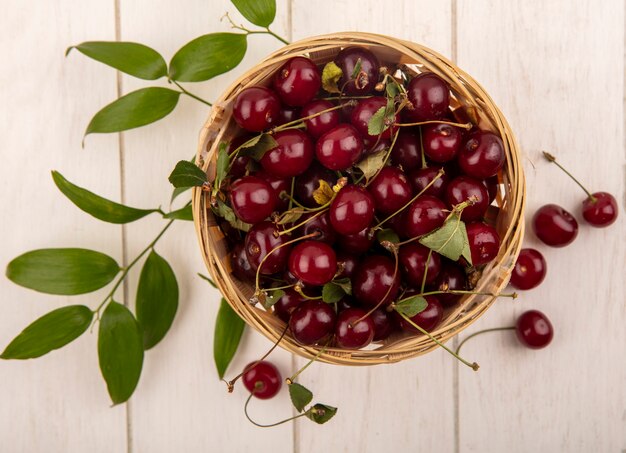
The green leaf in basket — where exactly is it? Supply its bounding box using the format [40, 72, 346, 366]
[67, 41, 167, 80]
[1, 305, 93, 360]
[136, 250, 179, 350]
[52, 171, 159, 224]
[355, 149, 386, 183]
[230, 0, 276, 27]
[321, 61, 343, 94]
[168, 160, 207, 188]
[84, 87, 180, 139]
[419, 212, 472, 264]
[213, 298, 246, 379]
[376, 228, 400, 246]
[169, 33, 247, 82]
[98, 301, 144, 405]
[321, 278, 351, 304]
[394, 295, 428, 318]
[289, 382, 313, 413]
[367, 98, 395, 136]
[215, 142, 230, 192]
[215, 200, 252, 232]
[6, 248, 120, 295]
[239, 134, 278, 161]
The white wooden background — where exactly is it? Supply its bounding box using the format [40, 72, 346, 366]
[1, 1, 625, 452]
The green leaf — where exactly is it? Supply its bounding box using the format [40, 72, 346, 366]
[289, 382, 313, 413]
[239, 134, 279, 161]
[85, 87, 180, 137]
[305, 404, 337, 424]
[52, 171, 158, 224]
[355, 150, 386, 183]
[321, 61, 343, 94]
[367, 99, 395, 136]
[276, 208, 303, 225]
[322, 282, 345, 303]
[169, 33, 247, 82]
[334, 278, 352, 295]
[394, 295, 428, 317]
[215, 200, 252, 232]
[98, 301, 144, 404]
[67, 41, 167, 80]
[386, 80, 400, 98]
[215, 142, 230, 190]
[1, 305, 93, 360]
[168, 160, 207, 188]
[350, 58, 362, 80]
[198, 273, 217, 288]
[213, 298, 246, 379]
[231, 0, 276, 27]
[170, 186, 192, 205]
[262, 288, 285, 309]
[163, 205, 193, 221]
[376, 228, 400, 245]
[135, 251, 179, 350]
[6, 248, 120, 295]
[419, 213, 471, 263]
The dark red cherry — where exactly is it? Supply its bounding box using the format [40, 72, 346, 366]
[483, 175, 499, 203]
[336, 297, 356, 312]
[532, 204, 578, 247]
[260, 129, 314, 178]
[301, 100, 340, 138]
[582, 192, 618, 227]
[255, 170, 289, 211]
[458, 130, 505, 178]
[277, 106, 300, 126]
[338, 226, 375, 255]
[272, 56, 321, 106]
[297, 211, 336, 244]
[408, 166, 450, 198]
[430, 262, 467, 307]
[405, 195, 447, 237]
[289, 300, 336, 345]
[242, 361, 282, 399]
[405, 72, 450, 121]
[351, 97, 398, 140]
[445, 176, 489, 221]
[230, 242, 256, 282]
[273, 289, 307, 322]
[368, 167, 413, 215]
[288, 241, 337, 286]
[352, 255, 400, 307]
[329, 185, 375, 235]
[515, 310, 553, 349]
[399, 244, 441, 287]
[230, 176, 277, 224]
[230, 155, 251, 179]
[370, 308, 394, 341]
[390, 130, 421, 171]
[219, 219, 243, 245]
[336, 252, 358, 279]
[295, 162, 338, 208]
[422, 123, 462, 162]
[316, 124, 364, 171]
[466, 222, 500, 266]
[383, 211, 409, 239]
[510, 248, 547, 290]
[245, 221, 291, 274]
[363, 137, 391, 156]
[335, 308, 375, 349]
[233, 86, 281, 132]
[334, 46, 380, 95]
[398, 295, 443, 333]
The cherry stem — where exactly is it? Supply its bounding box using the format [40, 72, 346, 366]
[542, 151, 596, 202]
[277, 209, 327, 236]
[395, 120, 473, 130]
[273, 104, 348, 134]
[419, 126, 427, 169]
[243, 393, 308, 428]
[293, 285, 322, 300]
[363, 129, 401, 187]
[397, 311, 479, 371]
[455, 327, 516, 355]
[420, 249, 433, 293]
[287, 344, 328, 384]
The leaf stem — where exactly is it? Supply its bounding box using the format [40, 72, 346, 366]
[223, 12, 290, 46]
[244, 393, 308, 427]
[286, 344, 328, 384]
[542, 151, 595, 201]
[265, 27, 290, 45]
[455, 326, 515, 355]
[171, 80, 212, 107]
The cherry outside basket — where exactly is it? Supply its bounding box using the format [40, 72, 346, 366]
[192, 32, 525, 365]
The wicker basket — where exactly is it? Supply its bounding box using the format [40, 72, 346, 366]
[192, 32, 525, 365]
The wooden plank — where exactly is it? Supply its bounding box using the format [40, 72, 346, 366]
[290, 2, 456, 452]
[456, 1, 626, 451]
[117, 1, 295, 451]
[0, 1, 128, 452]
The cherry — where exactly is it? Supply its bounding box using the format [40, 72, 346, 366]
[233, 86, 281, 132]
[399, 243, 441, 287]
[335, 308, 375, 349]
[466, 222, 500, 266]
[363, 137, 391, 156]
[445, 176, 489, 221]
[273, 289, 307, 322]
[336, 252, 358, 279]
[334, 46, 380, 95]
[260, 129, 314, 178]
[457, 130, 505, 179]
[390, 130, 421, 171]
[510, 248, 547, 290]
[297, 211, 336, 244]
[230, 242, 256, 282]
[483, 175, 499, 203]
[255, 170, 289, 211]
[582, 192, 618, 227]
[422, 123, 462, 163]
[301, 100, 341, 138]
[288, 241, 337, 286]
[407, 166, 450, 198]
[219, 219, 243, 245]
[316, 124, 364, 171]
[229, 176, 277, 224]
[532, 204, 578, 247]
[272, 56, 321, 106]
[398, 295, 443, 332]
[277, 106, 300, 126]
[350, 97, 398, 140]
[337, 226, 375, 255]
[242, 361, 282, 399]
[405, 195, 447, 237]
[352, 255, 400, 307]
[368, 167, 412, 215]
[230, 155, 251, 179]
[245, 221, 291, 275]
[329, 185, 375, 235]
[289, 300, 336, 345]
[383, 211, 409, 239]
[370, 308, 394, 342]
[430, 262, 467, 307]
[516, 310, 554, 349]
[405, 72, 450, 121]
[295, 162, 338, 208]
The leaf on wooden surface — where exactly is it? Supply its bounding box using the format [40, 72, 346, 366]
[230, 0, 276, 27]
[213, 298, 246, 379]
[163, 205, 193, 221]
[168, 160, 207, 188]
[305, 404, 337, 424]
[289, 382, 313, 413]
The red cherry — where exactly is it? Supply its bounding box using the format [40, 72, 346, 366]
[422, 123, 462, 163]
[233, 86, 281, 132]
[582, 192, 618, 227]
[276, 106, 300, 126]
[294, 161, 338, 208]
[370, 308, 394, 341]
[272, 56, 321, 106]
[243, 361, 282, 399]
[316, 124, 364, 171]
[445, 176, 489, 221]
[337, 227, 375, 255]
[405, 195, 447, 237]
[350, 97, 398, 140]
[532, 204, 578, 247]
[407, 166, 450, 198]
[255, 170, 289, 211]
[457, 130, 505, 178]
[230, 242, 256, 282]
[336, 252, 358, 279]
[289, 300, 336, 345]
[390, 130, 421, 171]
[510, 248, 547, 290]
[301, 100, 340, 138]
[229, 176, 277, 224]
[398, 295, 443, 332]
[515, 310, 553, 349]
[399, 243, 441, 286]
[405, 72, 450, 121]
[260, 129, 314, 178]
[288, 241, 337, 286]
[334, 46, 380, 95]
[245, 221, 290, 275]
[430, 262, 467, 307]
[297, 211, 336, 244]
[273, 289, 307, 322]
[329, 185, 375, 235]
[352, 255, 400, 307]
[466, 222, 500, 266]
[335, 308, 375, 349]
[368, 167, 413, 215]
